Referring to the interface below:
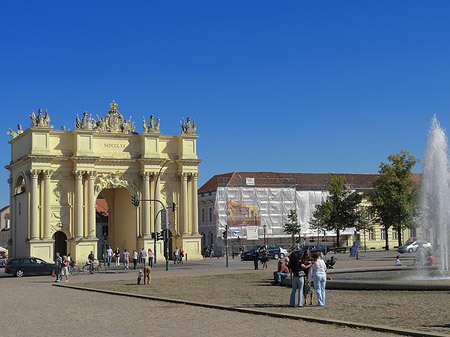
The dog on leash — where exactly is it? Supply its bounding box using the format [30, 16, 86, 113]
[144, 265, 151, 285]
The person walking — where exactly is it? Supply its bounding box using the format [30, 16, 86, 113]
[132, 250, 138, 269]
[311, 252, 327, 306]
[140, 248, 147, 266]
[148, 249, 153, 268]
[174, 247, 179, 264]
[114, 247, 120, 267]
[122, 249, 130, 270]
[252, 249, 259, 270]
[261, 246, 269, 269]
[106, 246, 113, 267]
[61, 255, 69, 282]
[179, 247, 184, 264]
[289, 251, 304, 307]
[300, 249, 314, 305]
[54, 252, 62, 282]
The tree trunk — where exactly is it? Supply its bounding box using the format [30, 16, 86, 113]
[397, 225, 402, 247]
[385, 225, 389, 250]
[336, 228, 340, 247]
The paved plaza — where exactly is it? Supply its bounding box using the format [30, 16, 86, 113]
[1, 251, 448, 336]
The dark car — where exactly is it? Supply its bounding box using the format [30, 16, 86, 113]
[297, 245, 327, 256]
[5, 257, 55, 277]
[241, 244, 285, 261]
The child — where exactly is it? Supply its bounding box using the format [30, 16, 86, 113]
[395, 255, 402, 266]
[137, 270, 143, 284]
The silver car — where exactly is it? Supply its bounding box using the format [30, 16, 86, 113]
[397, 240, 432, 253]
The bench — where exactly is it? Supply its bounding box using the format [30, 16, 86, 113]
[333, 247, 348, 253]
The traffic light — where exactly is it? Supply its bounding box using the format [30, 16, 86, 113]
[172, 202, 176, 212]
[131, 194, 139, 206]
[222, 230, 227, 240]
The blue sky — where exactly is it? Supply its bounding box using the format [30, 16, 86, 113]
[1, 1, 450, 207]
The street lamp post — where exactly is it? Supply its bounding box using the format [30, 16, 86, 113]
[263, 224, 266, 246]
[153, 158, 170, 265]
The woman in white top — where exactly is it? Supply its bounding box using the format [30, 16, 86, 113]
[311, 252, 327, 306]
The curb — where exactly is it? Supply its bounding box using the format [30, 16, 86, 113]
[53, 284, 447, 337]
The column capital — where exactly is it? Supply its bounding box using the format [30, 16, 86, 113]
[87, 171, 97, 179]
[28, 169, 41, 178]
[72, 170, 85, 179]
[141, 172, 152, 180]
[179, 172, 189, 180]
[43, 170, 53, 178]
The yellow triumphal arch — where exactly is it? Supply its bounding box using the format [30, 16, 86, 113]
[6, 102, 202, 262]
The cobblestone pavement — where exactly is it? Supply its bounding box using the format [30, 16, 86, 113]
[2, 273, 398, 337]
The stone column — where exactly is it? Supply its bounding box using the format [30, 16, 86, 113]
[87, 171, 96, 239]
[181, 173, 189, 235]
[29, 170, 40, 240]
[142, 172, 151, 237]
[43, 170, 53, 240]
[155, 173, 161, 233]
[191, 173, 199, 235]
[150, 173, 155, 233]
[74, 171, 84, 239]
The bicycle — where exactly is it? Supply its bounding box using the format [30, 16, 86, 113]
[83, 261, 97, 274]
[69, 262, 80, 276]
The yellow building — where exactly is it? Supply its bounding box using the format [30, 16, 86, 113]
[6, 102, 202, 262]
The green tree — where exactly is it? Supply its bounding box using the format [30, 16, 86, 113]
[309, 176, 362, 247]
[368, 150, 418, 250]
[284, 209, 300, 246]
[355, 205, 374, 253]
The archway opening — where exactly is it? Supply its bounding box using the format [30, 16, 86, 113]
[53, 231, 67, 258]
[97, 187, 137, 258]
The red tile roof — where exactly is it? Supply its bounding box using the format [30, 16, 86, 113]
[96, 199, 109, 216]
[198, 171, 420, 192]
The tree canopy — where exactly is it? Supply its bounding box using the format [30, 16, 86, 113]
[310, 175, 362, 247]
[368, 150, 418, 250]
[284, 209, 300, 246]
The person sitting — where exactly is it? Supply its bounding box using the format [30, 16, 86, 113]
[395, 255, 402, 266]
[274, 259, 290, 285]
[426, 252, 434, 266]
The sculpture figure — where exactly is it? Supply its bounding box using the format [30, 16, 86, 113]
[17, 124, 23, 135]
[180, 117, 197, 135]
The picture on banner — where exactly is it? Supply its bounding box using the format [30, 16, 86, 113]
[227, 200, 261, 226]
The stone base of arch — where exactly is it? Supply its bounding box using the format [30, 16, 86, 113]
[28, 239, 54, 262]
[176, 235, 203, 261]
[71, 238, 98, 264]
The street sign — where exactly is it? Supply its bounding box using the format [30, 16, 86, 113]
[246, 226, 258, 240]
[161, 209, 168, 230]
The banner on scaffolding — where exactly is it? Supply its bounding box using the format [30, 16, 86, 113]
[227, 200, 261, 226]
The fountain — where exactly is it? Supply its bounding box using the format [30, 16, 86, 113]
[420, 115, 450, 273]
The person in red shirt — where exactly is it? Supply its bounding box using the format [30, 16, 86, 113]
[274, 259, 290, 285]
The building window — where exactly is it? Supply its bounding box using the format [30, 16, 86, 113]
[208, 207, 213, 222]
[409, 228, 416, 239]
[368, 229, 374, 240]
[380, 228, 385, 241]
[201, 208, 205, 223]
[392, 228, 397, 240]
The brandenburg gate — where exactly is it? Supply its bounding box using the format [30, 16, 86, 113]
[6, 101, 202, 262]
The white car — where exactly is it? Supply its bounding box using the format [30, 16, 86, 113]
[280, 247, 288, 259]
[397, 240, 432, 254]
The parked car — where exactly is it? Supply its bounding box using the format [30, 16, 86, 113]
[5, 257, 55, 277]
[241, 244, 286, 261]
[397, 240, 432, 254]
[296, 245, 327, 256]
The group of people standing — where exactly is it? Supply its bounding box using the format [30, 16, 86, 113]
[105, 246, 154, 269]
[274, 249, 327, 307]
[173, 247, 184, 264]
